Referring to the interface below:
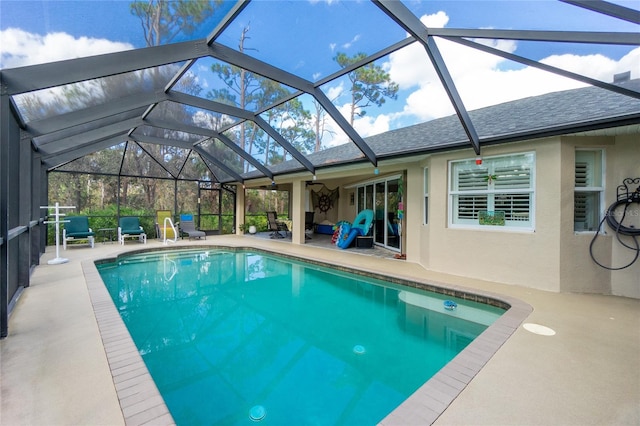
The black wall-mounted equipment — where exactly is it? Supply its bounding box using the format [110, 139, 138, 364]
[590, 177, 640, 270]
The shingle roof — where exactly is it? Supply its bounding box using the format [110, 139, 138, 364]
[246, 79, 640, 179]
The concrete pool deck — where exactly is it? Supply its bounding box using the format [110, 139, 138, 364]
[1, 235, 639, 425]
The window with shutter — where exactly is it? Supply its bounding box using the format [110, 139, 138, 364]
[574, 150, 604, 232]
[449, 153, 535, 229]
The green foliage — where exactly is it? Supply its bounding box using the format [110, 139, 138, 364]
[207, 26, 317, 169]
[479, 211, 506, 226]
[46, 171, 238, 244]
[334, 52, 400, 125]
[244, 215, 269, 232]
[244, 189, 289, 217]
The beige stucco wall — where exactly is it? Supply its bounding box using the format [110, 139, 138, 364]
[404, 165, 424, 263]
[411, 134, 639, 298]
[607, 135, 640, 298]
[254, 132, 638, 298]
[422, 139, 563, 292]
[559, 137, 613, 294]
[558, 135, 640, 298]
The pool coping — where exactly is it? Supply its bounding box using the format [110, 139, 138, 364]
[83, 245, 532, 426]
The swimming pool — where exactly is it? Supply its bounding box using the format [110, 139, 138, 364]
[97, 248, 506, 425]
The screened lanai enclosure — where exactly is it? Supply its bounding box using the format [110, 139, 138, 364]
[1, 0, 639, 337]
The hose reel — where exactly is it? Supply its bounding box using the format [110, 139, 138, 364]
[590, 177, 640, 270]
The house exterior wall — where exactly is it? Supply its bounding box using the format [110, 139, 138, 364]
[559, 137, 613, 295]
[606, 135, 640, 298]
[281, 132, 637, 298]
[558, 135, 639, 298]
[421, 139, 562, 292]
[409, 135, 639, 298]
[405, 165, 424, 264]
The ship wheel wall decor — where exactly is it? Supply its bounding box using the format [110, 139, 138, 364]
[318, 194, 331, 212]
[311, 185, 339, 213]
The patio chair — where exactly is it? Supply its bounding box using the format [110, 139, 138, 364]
[63, 216, 95, 249]
[267, 211, 288, 239]
[118, 216, 147, 245]
[178, 214, 206, 240]
[305, 211, 315, 240]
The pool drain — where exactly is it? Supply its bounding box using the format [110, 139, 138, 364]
[249, 405, 266, 421]
[353, 344, 366, 355]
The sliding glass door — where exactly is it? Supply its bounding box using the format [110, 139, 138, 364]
[357, 176, 401, 251]
[386, 178, 401, 249]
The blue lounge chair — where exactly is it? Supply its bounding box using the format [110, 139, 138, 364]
[118, 217, 147, 245]
[63, 216, 95, 249]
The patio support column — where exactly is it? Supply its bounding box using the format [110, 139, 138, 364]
[0, 92, 9, 338]
[0, 91, 22, 338]
[31, 152, 42, 267]
[235, 184, 245, 234]
[18, 116, 31, 289]
[404, 166, 423, 262]
[291, 180, 305, 245]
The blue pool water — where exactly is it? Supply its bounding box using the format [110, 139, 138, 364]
[98, 249, 504, 425]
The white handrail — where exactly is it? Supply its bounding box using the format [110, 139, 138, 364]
[163, 254, 177, 281]
[162, 217, 177, 245]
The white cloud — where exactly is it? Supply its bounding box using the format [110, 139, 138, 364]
[422, 10, 449, 28]
[325, 82, 344, 102]
[318, 97, 393, 148]
[354, 112, 391, 137]
[380, 11, 640, 125]
[541, 49, 640, 81]
[1, 28, 133, 69]
[342, 34, 361, 50]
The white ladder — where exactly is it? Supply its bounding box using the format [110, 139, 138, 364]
[162, 217, 178, 245]
[163, 254, 177, 281]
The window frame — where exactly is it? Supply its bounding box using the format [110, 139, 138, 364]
[448, 152, 536, 231]
[574, 148, 605, 233]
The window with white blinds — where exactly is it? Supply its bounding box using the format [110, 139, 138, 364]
[574, 150, 604, 232]
[449, 153, 535, 229]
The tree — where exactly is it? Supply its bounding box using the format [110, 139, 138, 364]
[207, 26, 263, 172]
[39, 0, 223, 239]
[334, 52, 399, 126]
[207, 26, 316, 170]
[265, 97, 315, 164]
[128, 0, 220, 198]
[312, 99, 335, 152]
[130, 0, 220, 46]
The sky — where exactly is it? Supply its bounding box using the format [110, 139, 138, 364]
[1, 0, 638, 147]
